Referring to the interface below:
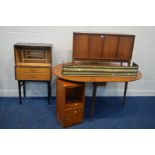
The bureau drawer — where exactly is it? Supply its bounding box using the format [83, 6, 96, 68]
[63, 106, 84, 127]
[16, 72, 51, 80]
[16, 67, 51, 73]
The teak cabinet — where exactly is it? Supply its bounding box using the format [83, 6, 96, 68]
[73, 33, 135, 62]
[56, 78, 85, 128]
[14, 43, 52, 104]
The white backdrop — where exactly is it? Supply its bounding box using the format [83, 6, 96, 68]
[0, 26, 154, 97]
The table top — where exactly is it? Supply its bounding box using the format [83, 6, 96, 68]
[53, 64, 142, 83]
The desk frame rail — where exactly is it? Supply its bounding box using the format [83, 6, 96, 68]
[17, 80, 51, 105]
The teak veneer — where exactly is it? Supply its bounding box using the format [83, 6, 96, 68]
[73, 32, 135, 63]
[56, 78, 85, 127]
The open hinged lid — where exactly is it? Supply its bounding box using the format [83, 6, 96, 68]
[72, 32, 135, 63]
[14, 42, 52, 66]
[14, 42, 52, 50]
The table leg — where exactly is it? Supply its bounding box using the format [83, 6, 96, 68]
[90, 83, 97, 121]
[122, 82, 128, 108]
[48, 81, 51, 105]
[18, 81, 22, 105]
[23, 81, 26, 97]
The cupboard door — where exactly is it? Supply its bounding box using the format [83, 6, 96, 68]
[103, 35, 119, 59]
[64, 106, 83, 127]
[89, 35, 103, 59]
[73, 34, 89, 59]
[117, 36, 134, 60]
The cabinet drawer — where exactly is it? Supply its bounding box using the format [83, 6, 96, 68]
[16, 67, 50, 73]
[63, 106, 84, 127]
[16, 73, 51, 80]
[65, 102, 83, 109]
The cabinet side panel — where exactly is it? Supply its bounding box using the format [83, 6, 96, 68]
[103, 35, 119, 59]
[47, 49, 52, 64]
[56, 79, 65, 122]
[89, 35, 103, 59]
[73, 34, 89, 59]
[14, 47, 21, 65]
[117, 36, 135, 60]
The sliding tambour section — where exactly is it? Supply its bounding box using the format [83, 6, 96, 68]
[62, 63, 139, 77]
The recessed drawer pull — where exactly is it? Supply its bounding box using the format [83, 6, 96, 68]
[31, 68, 36, 72]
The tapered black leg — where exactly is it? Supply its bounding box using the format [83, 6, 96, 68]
[18, 81, 22, 104]
[122, 82, 128, 108]
[23, 81, 26, 97]
[90, 83, 97, 121]
[48, 81, 51, 105]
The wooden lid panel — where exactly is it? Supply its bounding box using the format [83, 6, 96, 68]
[73, 33, 135, 62]
[103, 35, 119, 59]
[89, 35, 103, 59]
[117, 36, 135, 60]
[73, 34, 89, 59]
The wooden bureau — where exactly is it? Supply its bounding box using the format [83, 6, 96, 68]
[14, 43, 52, 104]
